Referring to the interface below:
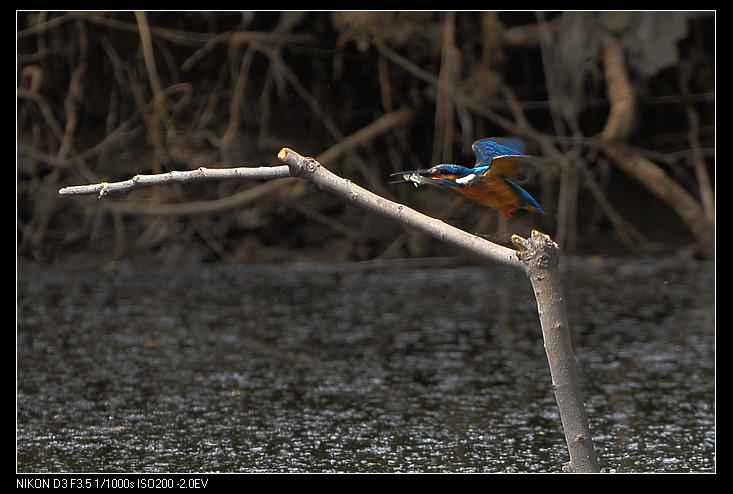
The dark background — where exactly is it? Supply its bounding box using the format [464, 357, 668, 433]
[17, 11, 715, 265]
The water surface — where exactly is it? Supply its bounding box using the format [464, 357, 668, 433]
[17, 257, 715, 472]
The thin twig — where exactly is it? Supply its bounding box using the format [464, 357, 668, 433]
[17, 11, 83, 38]
[221, 46, 255, 159]
[58, 166, 291, 197]
[680, 64, 715, 223]
[432, 12, 459, 164]
[58, 19, 87, 161]
[135, 11, 174, 151]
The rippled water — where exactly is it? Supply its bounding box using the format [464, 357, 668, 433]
[16, 257, 715, 472]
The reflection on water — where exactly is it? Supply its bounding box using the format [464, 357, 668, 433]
[17, 257, 714, 472]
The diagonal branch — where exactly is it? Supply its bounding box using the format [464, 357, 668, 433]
[277, 148, 522, 268]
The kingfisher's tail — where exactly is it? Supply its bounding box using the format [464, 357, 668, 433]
[506, 178, 545, 215]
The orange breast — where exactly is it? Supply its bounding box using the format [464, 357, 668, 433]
[456, 176, 524, 211]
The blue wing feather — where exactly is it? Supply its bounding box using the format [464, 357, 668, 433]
[505, 178, 545, 214]
[471, 138, 524, 167]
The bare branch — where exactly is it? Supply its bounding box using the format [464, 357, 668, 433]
[57, 166, 291, 197]
[512, 230, 599, 473]
[680, 64, 715, 223]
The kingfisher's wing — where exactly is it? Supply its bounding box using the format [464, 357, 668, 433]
[472, 138, 524, 166]
[471, 138, 540, 182]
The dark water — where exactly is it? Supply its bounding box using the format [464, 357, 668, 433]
[16, 257, 715, 473]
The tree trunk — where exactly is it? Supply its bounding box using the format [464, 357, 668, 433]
[512, 230, 600, 472]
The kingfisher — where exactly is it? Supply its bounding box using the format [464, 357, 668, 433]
[391, 138, 545, 220]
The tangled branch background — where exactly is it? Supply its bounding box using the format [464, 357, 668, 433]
[17, 12, 715, 264]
